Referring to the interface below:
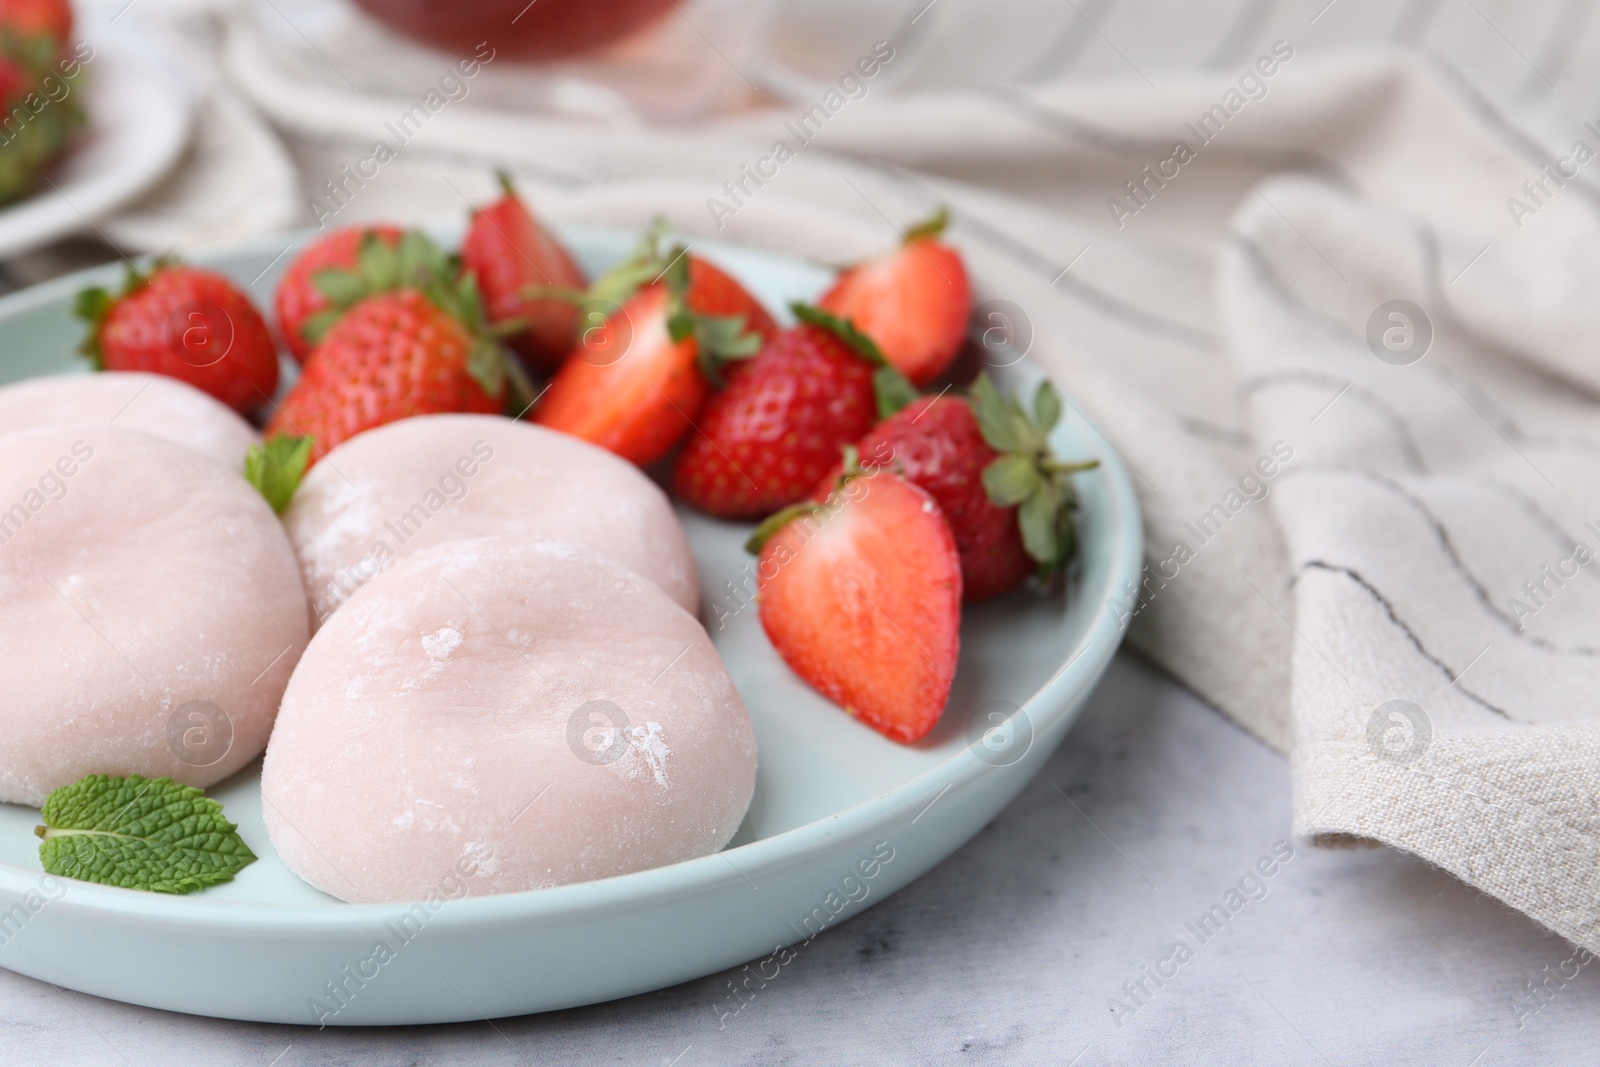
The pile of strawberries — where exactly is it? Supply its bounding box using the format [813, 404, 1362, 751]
[73, 177, 1096, 747]
[0, 0, 84, 205]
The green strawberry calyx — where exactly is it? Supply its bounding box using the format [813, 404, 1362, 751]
[521, 220, 768, 389]
[743, 446, 869, 555]
[302, 230, 451, 346]
[308, 231, 523, 406]
[71, 257, 171, 371]
[902, 205, 949, 243]
[969, 373, 1098, 580]
[789, 303, 918, 419]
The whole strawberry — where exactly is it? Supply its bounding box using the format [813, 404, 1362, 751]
[461, 172, 586, 373]
[267, 287, 506, 465]
[818, 207, 971, 387]
[0, 0, 72, 54]
[274, 224, 404, 364]
[75, 263, 280, 415]
[750, 466, 961, 744]
[535, 231, 776, 467]
[672, 305, 916, 520]
[840, 375, 1096, 601]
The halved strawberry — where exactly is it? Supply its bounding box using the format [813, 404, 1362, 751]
[533, 232, 776, 467]
[750, 466, 961, 744]
[672, 305, 916, 520]
[275, 225, 404, 363]
[460, 172, 587, 374]
[837, 375, 1096, 600]
[818, 207, 971, 387]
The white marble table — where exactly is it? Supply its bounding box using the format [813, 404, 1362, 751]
[2, 654, 1589, 1066]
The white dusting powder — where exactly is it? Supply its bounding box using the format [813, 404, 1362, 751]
[421, 626, 463, 662]
[612, 721, 671, 789]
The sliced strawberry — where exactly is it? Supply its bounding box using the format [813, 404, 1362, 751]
[534, 238, 775, 467]
[818, 207, 971, 387]
[275, 225, 404, 364]
[751, 468, 961, 744]
[530, 283, 700, 465]
[460, 172, 587, 374]
[672, 305, 916, 520]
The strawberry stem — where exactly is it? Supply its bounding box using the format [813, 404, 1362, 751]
[744, 501, 826, 555]
[903, 206, 949, 243]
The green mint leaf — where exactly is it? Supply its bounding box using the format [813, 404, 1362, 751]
[903, 205, 950, 242]
[873, 365, 918, 419]
[982, 454, 1039, 507]
[35, 775, 257, 894]
[244, 435, 312, 513]
[1034, 380, 1062, 433]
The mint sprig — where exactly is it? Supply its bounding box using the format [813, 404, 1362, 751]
[35, 775, 257, 894]
[245, 435, 312, 513]
[970, 373, 1098, 580]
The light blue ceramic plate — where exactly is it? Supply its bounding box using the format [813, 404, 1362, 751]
[0, 227, 1141, 1025]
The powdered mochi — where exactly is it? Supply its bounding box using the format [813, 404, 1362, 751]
[0, 372, 259, 469]
[261, 536, 756, 903]
[282, 415, 699, 628]
[0, 425, 309, 806]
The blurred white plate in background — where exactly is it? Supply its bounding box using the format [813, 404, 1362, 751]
[0, 39, 193, 260]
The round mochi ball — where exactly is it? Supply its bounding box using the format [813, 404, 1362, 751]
[261, 536, 756, 904]
[0, 425, 309, 806]
[282, 414, 699, 628]
[0, 372, 259, 469]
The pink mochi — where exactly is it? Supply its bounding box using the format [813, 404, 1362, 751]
[281, 415, 700, 629]
[0, 371, 259, 469]
[0, 425, 308, 806]
[261, 536, 756, 904]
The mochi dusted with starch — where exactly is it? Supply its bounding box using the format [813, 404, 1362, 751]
[261, 536, 756, 904]
[282, 414, 699, 627]
[0, 371, 259, 469]
[0, 425, 309, 806]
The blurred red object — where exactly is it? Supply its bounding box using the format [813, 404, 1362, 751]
[351, 0, 676, 60]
